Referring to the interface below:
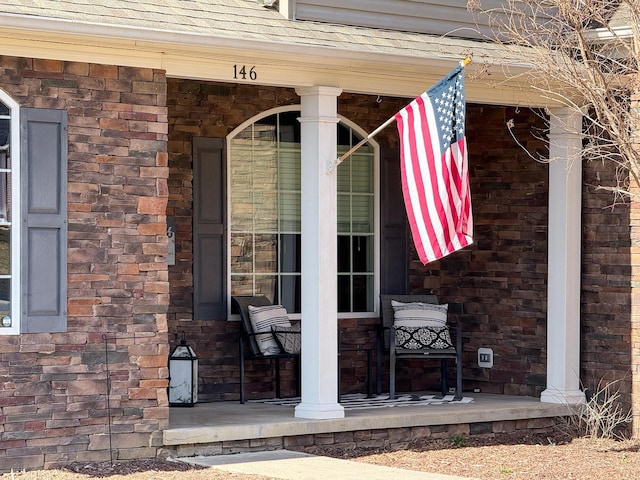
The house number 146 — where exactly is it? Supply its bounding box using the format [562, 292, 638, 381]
[233, 65, 257, 80]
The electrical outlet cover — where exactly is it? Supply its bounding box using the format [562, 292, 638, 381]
[478, 347, 493, 368]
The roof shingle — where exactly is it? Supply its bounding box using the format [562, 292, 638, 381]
[0, 0, 511, 62]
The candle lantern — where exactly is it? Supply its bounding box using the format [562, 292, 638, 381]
[168, 333, 198, 407]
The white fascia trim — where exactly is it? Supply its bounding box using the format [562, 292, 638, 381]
[0, 13, 531, 73]
[585, 25, 635, 41]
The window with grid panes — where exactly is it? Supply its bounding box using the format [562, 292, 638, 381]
[229, 110, 376, 314]
[0, 101, 10, 327]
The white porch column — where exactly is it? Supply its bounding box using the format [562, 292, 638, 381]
[540, 107, 586, 405]
[294, 86, 345, 419]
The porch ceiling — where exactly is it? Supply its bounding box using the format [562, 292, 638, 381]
[0, 0, 553, 107]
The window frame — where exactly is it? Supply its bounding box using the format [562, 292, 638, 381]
[0, 89, 21, 335]
[226, 105, 380, 319]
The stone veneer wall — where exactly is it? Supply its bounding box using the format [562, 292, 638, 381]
[167, 82, 301, 401]
[631, 84, 640, 438]
[410, 106, 550, 397]
[0, 56, 169, 472]
[163, 417, 560, 458]
[0, 61, 634, 472]
[168, 79, 634, 413]
[582, 142, 633, 422]
[167, 80, 554, 400]
[166, 80, 474, 400]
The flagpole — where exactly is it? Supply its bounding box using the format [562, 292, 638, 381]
[327, 56, 472, 173]
[330, 116, 395, 172]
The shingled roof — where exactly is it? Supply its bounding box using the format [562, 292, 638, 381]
[0, 0, 511, 64]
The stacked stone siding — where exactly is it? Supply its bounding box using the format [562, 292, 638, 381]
[409, 106, 550, 397]
[2, 61, 635, 472]
[582, 151, 632, 416]
[165, 417, 560, 458]
[167, 80, 547, 399]
[631, 84, 640, 438]
[167, 81, 300, 401]
[0, 56, 169, 472]
[167, 79, 634, 413]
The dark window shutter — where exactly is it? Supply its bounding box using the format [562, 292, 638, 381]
[193, 137, 226, 320]
[20, 108, 68, 333]
[380, 147, 408, 295]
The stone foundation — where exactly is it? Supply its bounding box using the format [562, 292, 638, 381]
[161, 417, 561, 458]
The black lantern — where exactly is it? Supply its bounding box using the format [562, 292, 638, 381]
[168, 333, 198, 407]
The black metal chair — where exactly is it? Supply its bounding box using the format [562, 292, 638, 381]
[231, 295, 300, 404]
[377, 294, 463, 400]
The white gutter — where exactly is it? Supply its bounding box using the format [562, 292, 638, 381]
[585, 25, 636, 41]
[0, 11, 557, 106]
[0, 12, 531, 71]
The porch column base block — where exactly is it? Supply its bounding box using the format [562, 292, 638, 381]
[295, 402, 345, 419]
[540, 387, 585, 405]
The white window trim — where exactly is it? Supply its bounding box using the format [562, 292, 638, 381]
[0, 89, 20, 335]
[226, 106, 380, 319]
[336, 114, 380, 319]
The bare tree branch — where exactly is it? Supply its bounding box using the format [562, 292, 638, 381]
[469, 0, 640, 202]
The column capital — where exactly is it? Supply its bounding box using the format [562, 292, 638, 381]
[295, 86, 343, 98]
[548, 106, 584, 140]
[297, 116, 340, 126]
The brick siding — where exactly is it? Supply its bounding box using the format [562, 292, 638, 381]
[166, 79, 633, 408]
[582, 148, 633, 416]
[162, 416, 561, 458]
[1, 60, 636, 472]
[167, 79, 634, 414]
[0, 56, 169, 471]
[630, 84, 640, 438]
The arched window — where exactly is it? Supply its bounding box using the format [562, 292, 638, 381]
[228, 108, 378, 314]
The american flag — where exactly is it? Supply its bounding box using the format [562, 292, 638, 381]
[395, 65, 473, 264]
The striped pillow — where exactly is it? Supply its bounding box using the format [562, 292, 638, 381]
[248, 304, 292, 355]
[391, 300, 448, 327]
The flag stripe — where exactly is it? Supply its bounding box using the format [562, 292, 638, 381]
[420, 97, 450, 258]
[395, 65, 473, 264]
[412, 98, 442, 260]
[423, 96, 456, 256]
[400, 101, 442, 261]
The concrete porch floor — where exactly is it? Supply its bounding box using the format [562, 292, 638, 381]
[164, 393, 573, 448]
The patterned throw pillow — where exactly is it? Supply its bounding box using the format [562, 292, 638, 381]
[394, 325, 454, 350]
[271, 324, 301, 354]
[248, 304, 292, 355]
[391, 300, 448, 327]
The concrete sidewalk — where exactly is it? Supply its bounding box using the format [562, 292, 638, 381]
[175, 450, 478, 480]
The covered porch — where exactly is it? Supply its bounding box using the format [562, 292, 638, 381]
[163, 1, 590, 425]
[162, 393, 573, 457]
